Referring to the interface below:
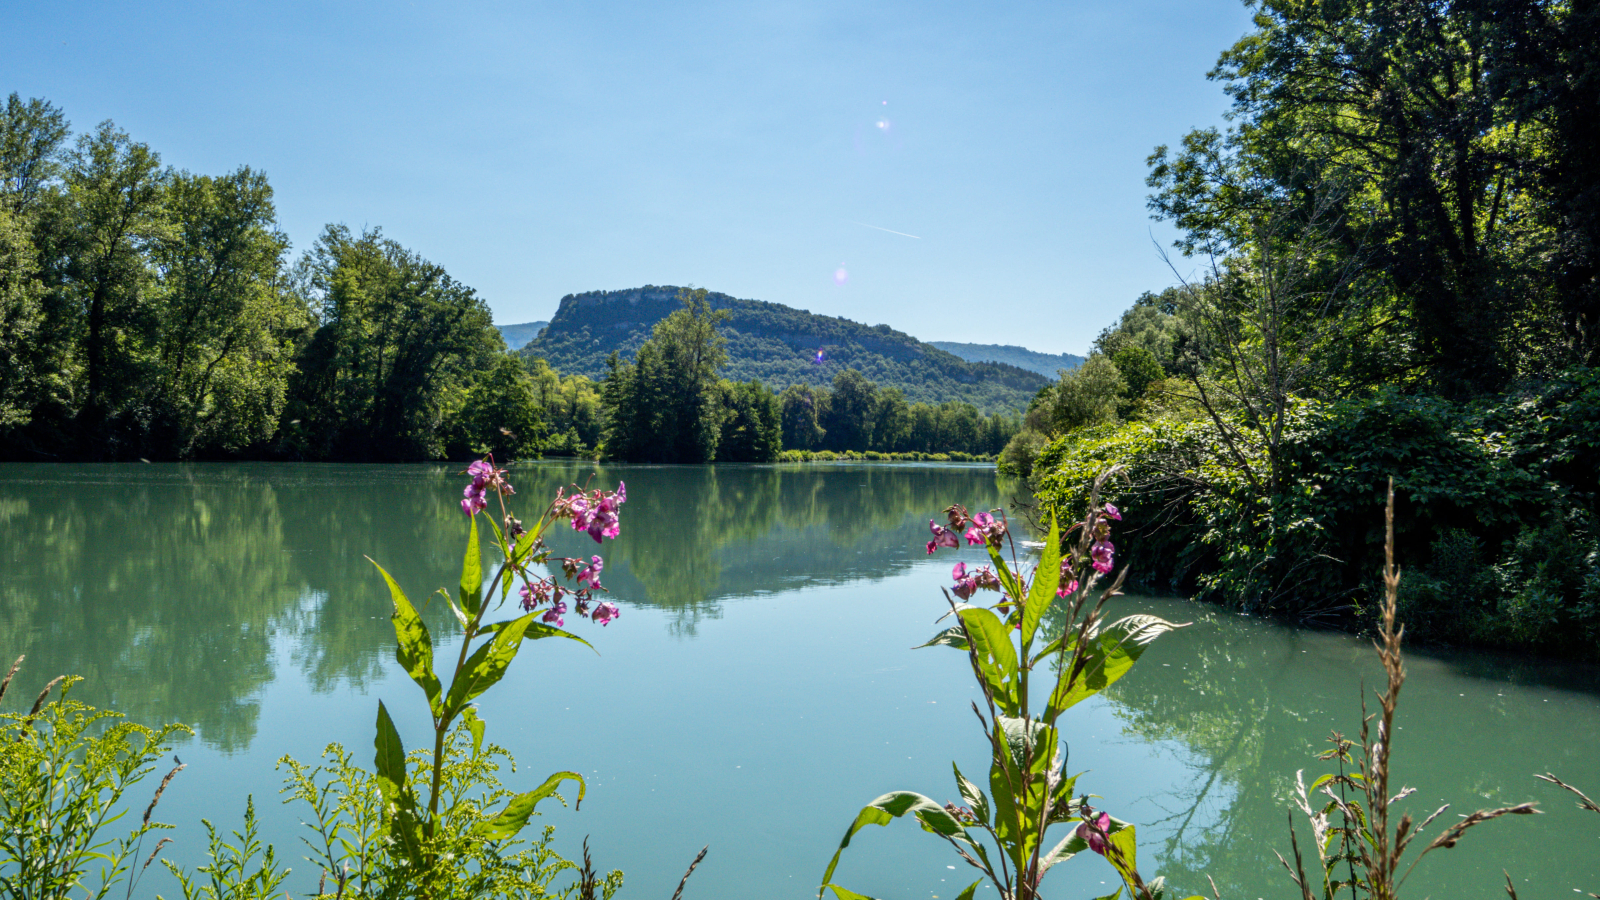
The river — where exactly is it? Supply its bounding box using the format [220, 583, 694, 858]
[2, 461, 1597, 898]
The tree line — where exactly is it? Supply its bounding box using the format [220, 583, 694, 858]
[598, 291, 1017, 463]
[0, 94, 1008, 463]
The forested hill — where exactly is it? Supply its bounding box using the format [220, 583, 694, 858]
[928, 342, 1084, 378]
[520, 286, 1050, 412]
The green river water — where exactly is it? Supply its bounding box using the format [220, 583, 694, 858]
[1, 462, 1597, 898]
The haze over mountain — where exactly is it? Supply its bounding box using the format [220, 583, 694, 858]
[496, 321, 548, 351]
[519, 286, 1049, 412]
[928, 342, 1084, 379]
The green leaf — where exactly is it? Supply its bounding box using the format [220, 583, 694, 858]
[1021, 516, 1062, 649]
[443, 613, 534, 724]
[986, 543, 1023, 599]
[820, 886, 879, 900]
[819, 792, 963, 890]
[1106, 824, 1139, 892]
[953, 762, 990, 825]
[461, 705, 485, 757]
[953, 878, 984, 900]
[480, 619, 599, 654]
[373, 701, 408, 808]
[915, 625, 970, 651]
[460, 516, 483, 617]
[1091, 889, 1123, 900]
[958, 607, 1020, 716]
[1047, 615, 1182, 720]
[370, 560, 442, 719]
[473, 771, 586, 840]
[372, 702, 423, 863]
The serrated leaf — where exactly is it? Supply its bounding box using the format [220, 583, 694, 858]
[1047, 615, 1182, 719]
[473, 771, 585, 840]
[958, 607, 1020, 715]
[953, 762, 989, 825]
[444, 613, 533, 724]
[370, 561, 442, 719]
[1106, 823, 1139, 891]
[460, 516, 483, 616]
[916, 625, 970, 651]
[954, 878, 984, 900]
[819, 792, 964, 891]
[1021, 516, 1061, 648]
[372, 702, 423, 863]
[820, 886, 879, 900]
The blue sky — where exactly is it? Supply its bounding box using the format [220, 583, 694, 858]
[6, 0, 1254, 355]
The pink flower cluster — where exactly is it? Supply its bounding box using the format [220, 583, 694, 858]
[516, 555, 620, 628]
[556, 482, 627, 543]
[461, 459, 514, 516]
[928, 505, 1009, 555]
[1088, 501, 1120, 575]
[950, 561, 1001, 600]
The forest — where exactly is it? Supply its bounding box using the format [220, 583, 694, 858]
[0, 97, 1012, 463]
[1011, 0, 1600, 654]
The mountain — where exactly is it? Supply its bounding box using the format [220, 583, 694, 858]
[520, 286, 1049, 412]
[928, 342, 1083, 379]
[496, 321, 548, 351]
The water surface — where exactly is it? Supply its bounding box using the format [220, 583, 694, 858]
[2, 462, 1597, 898]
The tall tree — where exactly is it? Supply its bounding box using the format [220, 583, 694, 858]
[284, 225, 501, 459]
[599, 289, 730, 463]
[56, 121, 170, 449]
[821, 368, 876, 451]
[147, 168, 302, 455]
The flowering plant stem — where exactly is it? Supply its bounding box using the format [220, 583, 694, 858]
[366, 457, 627, 895]
[819, 468, 1195, 900]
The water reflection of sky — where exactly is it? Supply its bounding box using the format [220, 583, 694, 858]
[2, 462, 1597, 899]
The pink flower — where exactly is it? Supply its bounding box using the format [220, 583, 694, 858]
[952, 562, 968, 580]
[965, 527, 985, 546]
[1056, 578, 1079, 599]
[577, 555, 604, 589]
[1103, 503, 1122, 522]
[1090, 541, 1114, 574]
[1076, 812, 1111, 855]
[542, 600, 567, 627]
[972, 512, 995, 529]
[467, 460, 494, 481]
[928, 521, 959, 553]
[592, 601, 620, 626]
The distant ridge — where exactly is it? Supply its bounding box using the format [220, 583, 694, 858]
[496, 321, 548, 351]
[929, 342, 1083, 379]
[520, 286, 1048, 412]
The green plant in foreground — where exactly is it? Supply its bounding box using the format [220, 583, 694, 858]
[0, 660, 191, 900]
[819, 469, 1191, 900]
[276, 458, 628, 899]
[1281, 480, 1539, 900]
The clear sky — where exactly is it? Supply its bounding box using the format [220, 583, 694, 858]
[5, 0, 1254, 355]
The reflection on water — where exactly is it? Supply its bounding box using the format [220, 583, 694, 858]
[1, 462, 1597, 898]
[1098, 596, 1600, 898]
[0, 462, 1013, 747]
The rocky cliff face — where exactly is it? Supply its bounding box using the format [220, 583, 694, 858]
[521, 286, 1047, 412]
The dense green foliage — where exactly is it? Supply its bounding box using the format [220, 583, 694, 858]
[779, 372, 1017, 456]
[523, 285, 1049, 413]
[598, 291, 1012, 462]
[0, 93, 561, 463]
[926, 341, 1084, 379]
[1020, 2, 1600, 654]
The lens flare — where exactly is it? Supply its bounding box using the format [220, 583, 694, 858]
[812, 348, 826, 365]
[833, 266, 849, 286]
